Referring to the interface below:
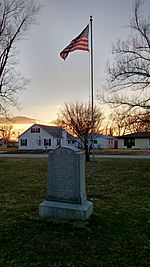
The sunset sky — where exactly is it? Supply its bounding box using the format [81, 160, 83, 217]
[10, 0, 149, 125]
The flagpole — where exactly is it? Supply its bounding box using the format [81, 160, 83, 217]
[90, 16, 94, 119]
[90, 15, 96, 200]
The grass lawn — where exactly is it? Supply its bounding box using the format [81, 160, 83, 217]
[93, 149, 150, 155]
[1, 148, 150, 155]
[0, 158, 150, 267]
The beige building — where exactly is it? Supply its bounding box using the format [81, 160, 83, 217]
[118, 132, 150, 149]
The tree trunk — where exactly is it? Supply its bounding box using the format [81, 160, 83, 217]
[85, 145, 90, 161]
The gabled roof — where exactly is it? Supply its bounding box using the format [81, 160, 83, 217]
[19, 124, 76, 140]
[66, 132, 78, 141]
[95, 133, 116, 139]
[39, 124, 63, 138]
[38, 124, 77, 140]
[118, 132, 150, 139]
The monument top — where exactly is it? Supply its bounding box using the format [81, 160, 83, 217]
[49, 146, 82, 155]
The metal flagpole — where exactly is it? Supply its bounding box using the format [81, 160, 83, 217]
[90, 15, 96, 200]
[90, 16, 94, 118]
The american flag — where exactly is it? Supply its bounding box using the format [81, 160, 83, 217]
[60, 25, 89, 60]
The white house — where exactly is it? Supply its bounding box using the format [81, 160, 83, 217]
[118, 132, 150, 149]
[18, 124, 78, 150]
[93, 134, 117, 149]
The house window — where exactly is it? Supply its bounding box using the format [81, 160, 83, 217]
[31, 128, 35, 133]
[21, 139, 27, 146]
[44, 139, 51, 146]
[94, 140, 97, 144]
[31, 127, 40, 133]
[38, 139, 41, 146]
[57, 138, 61, 145]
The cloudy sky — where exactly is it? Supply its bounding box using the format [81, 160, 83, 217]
[12, 0, 149, 124]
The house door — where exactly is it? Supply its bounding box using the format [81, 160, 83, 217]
[124, 138, 135, 149]
[127, 140, 132, 148]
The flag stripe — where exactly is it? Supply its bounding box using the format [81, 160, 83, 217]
[60, 25, 89, 60]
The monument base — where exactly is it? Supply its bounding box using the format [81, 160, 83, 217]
[39, 200, 93, 221]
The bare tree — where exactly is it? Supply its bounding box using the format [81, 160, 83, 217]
[54, 101, 104, 161]
[0, 0, 41, 116]
[97, 0, 150, 116]
[108, 109, 132, 136]
[98, 123, 115, 136]
[128, 109, 150, 132]
[109, 108, 150, 135]
[0, 124, 16, 142]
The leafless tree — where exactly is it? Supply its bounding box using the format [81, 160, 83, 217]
[0, 0, 41, 116]
[109, 108, 150, 135]
[128, 110, 150, 132]
[108, 109, 132, 136]
[54, 101, 104, 161]
[98, 123, 116, 136]
[97, 0, 150, 116]
[0, 124, 16, 142]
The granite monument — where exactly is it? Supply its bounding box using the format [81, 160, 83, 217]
[39, 146, 93, 221]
